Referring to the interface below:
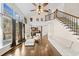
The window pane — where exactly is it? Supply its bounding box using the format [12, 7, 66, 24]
[2, 16, 12, 46]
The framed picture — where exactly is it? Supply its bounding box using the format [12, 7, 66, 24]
[36, 18, 39, 21]
[30, 18, 33, 22]
[41, 18, 43, 21]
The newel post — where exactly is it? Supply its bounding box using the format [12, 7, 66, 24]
[55, 9, 58, 18]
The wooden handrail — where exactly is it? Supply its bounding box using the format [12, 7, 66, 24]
[45, 9, 79, 21]
[45, 11, 55, 16]
[56, 9, 79, 19]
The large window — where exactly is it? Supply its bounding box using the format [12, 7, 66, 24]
[2, 16, 12, 46]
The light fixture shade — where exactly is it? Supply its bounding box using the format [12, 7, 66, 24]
[38, 11, 41, 15]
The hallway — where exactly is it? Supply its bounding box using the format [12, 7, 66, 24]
[1, 3, 79, 56]
[2, 35, 61, 56]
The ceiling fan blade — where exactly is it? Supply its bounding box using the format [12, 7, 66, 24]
[32, 3, 37, 6]
[43, 3, 48, 7]
[43, 10, 49, 12]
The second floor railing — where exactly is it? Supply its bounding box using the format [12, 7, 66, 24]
[45, 11, 55, 21]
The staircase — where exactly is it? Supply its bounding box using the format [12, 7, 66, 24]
[46, 9, 79, 55]
[56, 10, 79, 36]
[46, 9, 79, 37]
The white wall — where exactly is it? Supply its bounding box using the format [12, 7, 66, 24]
[48, 19, 79, 55]
[32, 12, 46, 22]
[42, 24, 48, 36]
[48, 3, 64, 12]
[63, 3, 79, 16]
[0, 3, 3, 48]
[48, 3, 79, 17]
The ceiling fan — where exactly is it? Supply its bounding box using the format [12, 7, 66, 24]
[30, 3, 49, 15]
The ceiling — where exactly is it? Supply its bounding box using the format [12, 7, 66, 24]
[15, 3, 64, 17]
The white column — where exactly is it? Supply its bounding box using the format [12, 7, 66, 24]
[0, 3, 3, 48]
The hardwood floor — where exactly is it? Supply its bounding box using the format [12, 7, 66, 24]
[3, 35, 61, 56]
